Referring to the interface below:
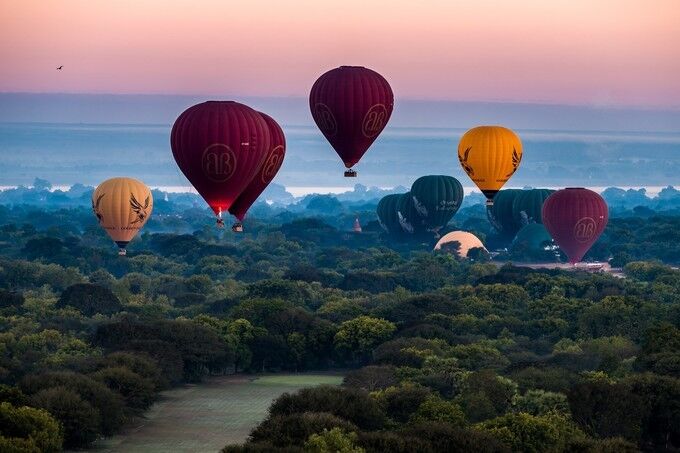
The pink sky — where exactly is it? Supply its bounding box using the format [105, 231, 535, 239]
[2, 0, 679, 107]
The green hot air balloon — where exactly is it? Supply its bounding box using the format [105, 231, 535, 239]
[397, 192, 424, 234]
[409, 175, 464, 235]
[487, 189, 523, 236]
[512, 223, 552, 251]
[512, 188, 555, 227]
[377, 194, 403, 234]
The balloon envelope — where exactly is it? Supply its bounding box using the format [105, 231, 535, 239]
[512, 223, 552, 251]
[512, 188, 555, 226]
[487, 189, 523, 235]
[542, 188, 609, 264]
[170, 101, 271, 220]
[434, 231, 486, 258]
[309, 66, 393, 171]
[409, 175, 464, 234]
[397, 192, 423, 234]
[377, 193, 402, 234]
[229, 112, 286, 222]
[458, 126, 522, 202]
[92, 177, 153, 254]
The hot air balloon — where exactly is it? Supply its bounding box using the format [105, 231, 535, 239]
[309, 66, 393, 177]
[487, 189, 523, 236]
[458, 126, 523, 205]
[376, 194, 402, 234]
[397, 192, 423, 234]
[409, 175, 464, 236]
[228, 111, 286, 232]
[512, 188, 555, 226]
[434, 231, 487, 258]
[512, 223, 552, 252]
[171, 101, 271, 226]
[542, 188, 609, 264]
[92, 177, 153, 255]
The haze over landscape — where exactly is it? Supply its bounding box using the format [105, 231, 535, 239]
[1, 2, 680, 453]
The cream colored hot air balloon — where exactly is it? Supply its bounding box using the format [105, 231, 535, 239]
[434, 231, 487, 258]
[458, 126, 522, 206]
[92, 177, 153, 255]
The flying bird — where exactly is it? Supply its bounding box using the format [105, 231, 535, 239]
[56, 66, 63, 70]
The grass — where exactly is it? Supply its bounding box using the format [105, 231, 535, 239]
[253, 374, 344, 386]
[88, 373, 342, 453]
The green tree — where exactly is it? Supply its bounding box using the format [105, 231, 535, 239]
[0, 402, 62, 452]
[409, 394, 466, 426]
[250, 412, 357, 448]
[512, 390, 569, 416]
[304, 428, 365, 453]
[31, 386, 100, 448]
[91, 366, 156, 411]
[372, 382, 431, 423]
[334, 316, 396, 363]
[56, 283, 121, 316]
[477, 412, 585, 453]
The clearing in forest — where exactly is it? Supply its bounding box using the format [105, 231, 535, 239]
[89, 373, 343, 453]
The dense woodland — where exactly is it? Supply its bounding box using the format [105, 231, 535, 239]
[0, 186, 679, 452]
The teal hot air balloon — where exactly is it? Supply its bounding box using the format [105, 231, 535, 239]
[512, 189, 555, 226]
[487, 189, 523, 236]
[512, 223, 552, 251]
[397, 192, 423, 234]
[377, 194, 402, 234]
[409, 175, 464, 235]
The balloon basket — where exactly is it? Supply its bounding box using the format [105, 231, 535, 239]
[485, 199, 494, 207]
[216, 218, 225, 228]
[344, 169, 357, 177]
[232, 222, 243, 233]
[118, 249, 127, 256]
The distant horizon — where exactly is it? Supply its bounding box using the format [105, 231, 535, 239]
[3, 93, 680, 133]
[2, 90, 680, 112]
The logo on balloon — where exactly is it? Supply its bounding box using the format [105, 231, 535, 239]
[574, 217, 597, 243]
[362, 104, 388, 138]
[506, 148, 522, 177]
[314, 103, 337, 136]
[261, 146, 285, 184]
[459, 147, 474, 176]
[202, 144, 237, 182]
[129, 193, 151, 225]
[92, 193, 105, 223]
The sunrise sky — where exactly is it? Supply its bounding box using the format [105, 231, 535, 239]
[1, 0, 679, 107]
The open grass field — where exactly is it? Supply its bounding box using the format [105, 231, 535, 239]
[89, 373, 343, 453]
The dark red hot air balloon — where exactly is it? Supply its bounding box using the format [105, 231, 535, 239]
[228, 112, 286, 231]
[309, 66, 393, 177]
[171, 101, 271, 226]
[542, 188, 608, 264]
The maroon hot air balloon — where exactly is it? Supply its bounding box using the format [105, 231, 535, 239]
[171, 101, 271, 226]
[309, 66, 393, 177]
[228, 112, 286, 232]
[542, 188, 609, 264]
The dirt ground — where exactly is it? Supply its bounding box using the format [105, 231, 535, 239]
[88, 373, 343, 453]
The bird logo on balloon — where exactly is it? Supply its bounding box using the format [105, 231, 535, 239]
[129, 194, 151, 225]
[459, 147, 474, 176]
[92, 193, 105, 223]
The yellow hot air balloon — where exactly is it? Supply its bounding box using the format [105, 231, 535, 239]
[458, 126, 522, 206]
[434, 231, 487, 258]
[92, 177, 153, 255]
